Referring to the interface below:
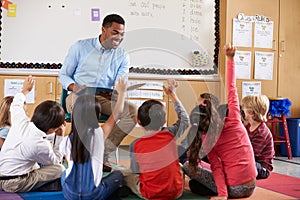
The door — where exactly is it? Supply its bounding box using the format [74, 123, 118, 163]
[278, 0, 300, 117]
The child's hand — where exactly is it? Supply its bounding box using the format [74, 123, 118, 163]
[55, 122, 66, 136]
[223, 43, 236, 61]
[115, 78, 127, 94]
[163, 79, 178, 96]
[22, 75, 35, 95]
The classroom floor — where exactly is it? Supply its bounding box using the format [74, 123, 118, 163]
[114, 146, 300, 179]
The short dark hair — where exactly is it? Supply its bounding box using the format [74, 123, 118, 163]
[31, 100, 65, 133]
[102, 14, 125, 28]
[138, 99, 166, 131]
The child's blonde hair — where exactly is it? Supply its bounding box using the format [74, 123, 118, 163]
[0, 96, 14, 127]
[242, 95, 269, 122]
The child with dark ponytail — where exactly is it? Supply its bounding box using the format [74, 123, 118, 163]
[184, 44, 257, 200]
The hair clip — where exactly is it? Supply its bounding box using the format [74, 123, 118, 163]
[192, 123, 198, 126]
[202, 103, 207, 107]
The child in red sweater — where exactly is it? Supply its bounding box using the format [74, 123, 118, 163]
[184, 44, 257, 200]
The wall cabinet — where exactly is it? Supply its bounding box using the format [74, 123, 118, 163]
[220, 0, 300, 117]
[0, 73, 220, 145]
[0, 75, 58, 117]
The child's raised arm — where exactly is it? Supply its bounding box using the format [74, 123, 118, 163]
[224, 43, 240, 119]
[102, 78, 127, 138]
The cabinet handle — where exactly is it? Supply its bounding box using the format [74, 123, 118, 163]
[280, 40, 286, 52]
[48, 82, 53, 94]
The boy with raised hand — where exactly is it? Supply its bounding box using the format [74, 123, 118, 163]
[117, 79, 186, 199]
[0, 75, 66, 192]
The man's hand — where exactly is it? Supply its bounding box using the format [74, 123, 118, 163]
[68, 83, 86, 93]
[22, 75, 35, 95]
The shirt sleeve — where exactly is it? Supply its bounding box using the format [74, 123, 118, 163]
[163, 100, 189, 148]
[35, 137, 64, 165]
[226, 60, 241, 120]
[58, 42, 79, 90]
[10, 93, 29, 126]
[0, 127, 10, 139]
[208, 149, 228, 197]
[129, 140, 140, 173]
[114, 52, 130, 83]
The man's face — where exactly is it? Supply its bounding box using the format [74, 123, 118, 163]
[101, 22, 125, 49]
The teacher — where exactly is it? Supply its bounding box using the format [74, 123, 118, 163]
[58, 14, 137, 171]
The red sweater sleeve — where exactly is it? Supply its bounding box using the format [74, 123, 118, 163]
[226, 61, 241, 120]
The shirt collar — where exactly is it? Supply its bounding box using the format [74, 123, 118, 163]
[95, 35, 114, 53]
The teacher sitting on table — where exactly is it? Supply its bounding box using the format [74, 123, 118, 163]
[58, 13, 137, 171]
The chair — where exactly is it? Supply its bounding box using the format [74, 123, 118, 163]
[60, 87, 119, 164]
[60, 88, 109, 122]
[267, 97, 292, 159]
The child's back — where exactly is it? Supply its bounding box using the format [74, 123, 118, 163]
[132, 129, 183, 199]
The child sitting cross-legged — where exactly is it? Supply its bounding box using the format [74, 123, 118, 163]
[115, 79, 185, 200]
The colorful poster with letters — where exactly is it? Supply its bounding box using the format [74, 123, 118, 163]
[232, 18, 252, 47]
[254, 21, 274, 49]
[254, 51, 274, 80]
[235, 51, 252, 79]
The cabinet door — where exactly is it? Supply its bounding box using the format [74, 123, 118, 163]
[0, 75, 56, 117]
[224, 0, 280, 99]
[278, 0, 300, 117]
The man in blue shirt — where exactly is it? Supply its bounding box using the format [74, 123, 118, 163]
[58, 14, 137, 171]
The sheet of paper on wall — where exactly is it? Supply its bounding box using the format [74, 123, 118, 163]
[235, 50, 251, 79]
[7, 4, 16, 17]
[242, 81, 261, 98]
[254, 21, 274, 49]
[4, 79, 35, 104]
[232, 18, 252, 47]
[254, 51, 274, 80]
[127, 80, 163, 91]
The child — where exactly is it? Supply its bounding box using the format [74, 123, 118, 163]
[0, 96, 14, 150]
[119, 79, 185, 200]
[60, 78, 127, 200]
[184, 44, 257, 200]
[0, 75, 66, 192]
[242, 94, 275, 179]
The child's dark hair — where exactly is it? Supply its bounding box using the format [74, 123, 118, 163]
[187, 99, 222, 177]
[102, 14, 125, 27]
[138, 99, 166, 131]
[200, 93, 220, 108]
[31, 100, 65, 133]
[70, 94, 101, 163]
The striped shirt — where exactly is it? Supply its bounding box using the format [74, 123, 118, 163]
[246, 122, 275, 171]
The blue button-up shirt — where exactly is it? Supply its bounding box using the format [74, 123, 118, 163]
[58, 37, 130, 90]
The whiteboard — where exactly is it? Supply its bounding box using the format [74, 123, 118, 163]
[0, 0, 219, 71]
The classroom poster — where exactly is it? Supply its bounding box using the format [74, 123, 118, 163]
[234, 51, 252, 79]
[254, 21, 274, 49]
[232, 18, 252, 47]
[242, 81, 261, 98]
[254, 51, 274, 80]
[7, 3, 16, 17]
[4, 79, 35, 104]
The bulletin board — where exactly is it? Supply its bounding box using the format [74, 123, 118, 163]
[0, 0, 220, 75]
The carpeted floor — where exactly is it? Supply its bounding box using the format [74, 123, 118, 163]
[256, 172, 300, 198]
